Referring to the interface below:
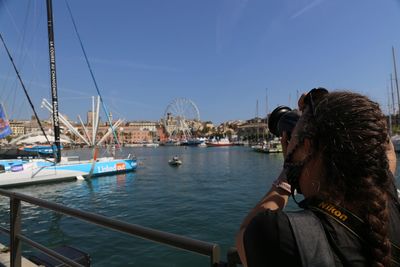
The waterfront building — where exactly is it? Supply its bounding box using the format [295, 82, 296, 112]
[6, 115, 272, 146]
[236, 117, 268, 142]
[9, 120, 25, 137]
[72, 121, 162, 145]
[127, 121, 158, 132]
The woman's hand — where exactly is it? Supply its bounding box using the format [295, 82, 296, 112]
[281, 131, 289, 157]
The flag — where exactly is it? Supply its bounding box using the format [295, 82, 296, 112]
[0, 104, 12, 139]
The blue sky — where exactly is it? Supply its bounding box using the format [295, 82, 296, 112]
[0, 0, 400, 124]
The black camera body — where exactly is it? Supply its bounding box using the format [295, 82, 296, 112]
[268, 106, 300, 139]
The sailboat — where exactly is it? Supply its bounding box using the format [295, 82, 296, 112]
[0, 102, 55, 159]
[0, 0, 137, 187]
[390, 47, 400, 153]
[251, 89, 283, 154]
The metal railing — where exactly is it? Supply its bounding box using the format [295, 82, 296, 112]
[0, 189, 224, 267]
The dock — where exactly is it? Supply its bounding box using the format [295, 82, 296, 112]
[0, 244, 38, 267]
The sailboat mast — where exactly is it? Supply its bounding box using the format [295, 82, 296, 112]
[388, 85, 393, 135]
[391, 74, 396, 117]
[392, 46, 400, 120]
[264, 88, 268, 140]
[256, 99, 259, 143]
[46, 0, 61, 163]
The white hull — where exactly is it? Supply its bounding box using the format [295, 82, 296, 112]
[0, 157, 137, 187]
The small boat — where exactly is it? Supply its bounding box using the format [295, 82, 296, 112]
[198, 141, 207, 147]
[252, 138, 283, 153]
[206, 137, 234, 147]
[168, 156, 182, 166]
[181, 138, 202, 146]
[161, 139, 181, 146]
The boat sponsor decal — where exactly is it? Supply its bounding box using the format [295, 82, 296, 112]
[11, 164, 24, 172]
[39, 159, 137, 173]
[96, 162, 127, 173]
[97, 165, 117, 173]
[116, 163, 126, 171]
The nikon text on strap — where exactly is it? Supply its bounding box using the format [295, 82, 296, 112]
[306, 199, 400, 266]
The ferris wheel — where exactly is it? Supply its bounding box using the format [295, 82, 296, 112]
[163, 98, 200, 139]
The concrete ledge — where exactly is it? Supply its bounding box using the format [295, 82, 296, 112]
[0, 244, 39, 267]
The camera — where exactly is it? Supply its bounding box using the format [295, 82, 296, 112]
[268, 106, 300, 139]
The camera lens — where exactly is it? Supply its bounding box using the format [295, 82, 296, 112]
[268, 106, 291, 136]
[268, 106, 300, 138]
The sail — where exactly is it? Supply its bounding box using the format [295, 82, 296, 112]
[0, 103, 12, 139]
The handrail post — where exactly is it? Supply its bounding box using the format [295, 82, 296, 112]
[227, 247, 241, 267]
[211, 244, 220, 267]
[10, 197, 22, 267]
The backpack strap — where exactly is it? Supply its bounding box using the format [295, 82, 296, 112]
[287, 210, 337, 267]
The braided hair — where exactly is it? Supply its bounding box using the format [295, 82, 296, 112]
[299, 91, 392, 267]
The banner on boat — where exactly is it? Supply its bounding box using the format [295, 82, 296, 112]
[0, 103, 12, 139]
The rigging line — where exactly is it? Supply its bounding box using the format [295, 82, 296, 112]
[0, 0, 42, 103]
[10, 81, 17, 117]
[3, 79, 17, 108]
[105, 100, 127, 120]
[20, 7, 42, 93]
[3, 68, 23, 119]
[64, 0, 121, 149]
[15, 0, 31, 70]
[60, 96, 93, 100]
[0, 32, 51, 145]
[3, 0, 40, 74]
[0, 61, 15, 101]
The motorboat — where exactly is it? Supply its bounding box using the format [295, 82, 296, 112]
[252, 138, 282, 153]
[206, 137, 234, 147]
[161, 139, 181, 146]
[168, 156, 182, 166]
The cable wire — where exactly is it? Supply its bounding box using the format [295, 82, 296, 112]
[0, 32, 50, 145]
[64, 0, 121, 149]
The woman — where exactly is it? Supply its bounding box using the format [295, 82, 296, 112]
[236, 89, 400, 267]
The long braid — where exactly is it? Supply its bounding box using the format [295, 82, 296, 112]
[300, 91, 392, 266]
[363, 176, 391, 266]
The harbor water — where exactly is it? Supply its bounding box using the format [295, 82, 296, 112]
[0, 146, 399, 266]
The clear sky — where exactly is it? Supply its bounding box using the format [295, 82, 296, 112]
[0, 0, 400, 124]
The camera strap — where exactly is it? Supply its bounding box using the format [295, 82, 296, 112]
[306, 198, 400, 266]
